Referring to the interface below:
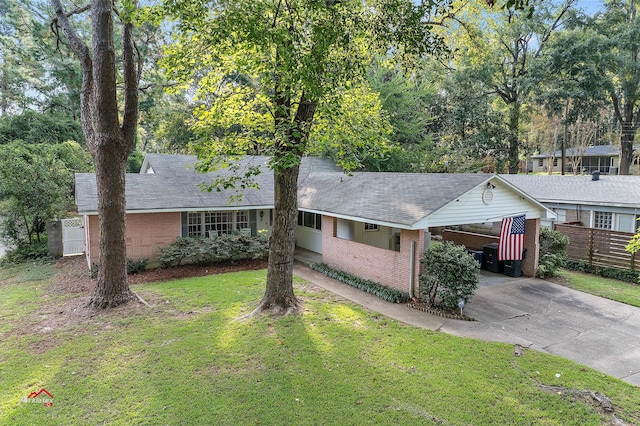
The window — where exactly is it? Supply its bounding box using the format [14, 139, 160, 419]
[553, 158, 558, 167]
[617, 214, 640, 233]
[236, 210, 249, 231]
[537, 159, 543, 167]
[187, 212, 202, 236]
[187, 211, 250, 237]
[593, 211, 612, 230]
[553, 209, 567, 223]
[297, 211, 322, 230]
[364, 223, 379, 231]
[205, 211, 232, 236]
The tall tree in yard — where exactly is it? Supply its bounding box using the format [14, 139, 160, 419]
[592, 0, 640, 174]
[160, 0, 446, 315]
[51, 0, 141, 308]
[447, 0, 577, 173]
[530, 0, 640, 174]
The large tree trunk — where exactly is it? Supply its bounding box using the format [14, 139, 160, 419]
[256, 164, 301, 315]
[507, 102, 521, 174]
[253, 91, 316, 316]
[618, 103, 637, 175]
[620, 138, 634, 175]
[86, 0, 134, 308]
[52, 0, 139, 308]
[90, 146, 133, 307]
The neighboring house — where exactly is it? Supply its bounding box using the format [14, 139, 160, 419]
[501, 174, 640, 233]
[75, 154, 554, 296]
[531, 145, 638, 175]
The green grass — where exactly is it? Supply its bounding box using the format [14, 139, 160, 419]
[556, 269, 640, 307]
[1, 263, 640, 425]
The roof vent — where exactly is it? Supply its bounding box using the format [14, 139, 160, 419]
[591, 170, 600, 181]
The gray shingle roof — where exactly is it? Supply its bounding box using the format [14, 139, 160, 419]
[80, 154, 563, 228]
[530, 145, 637, 159]
[298, 172, 492, 226]
[141, 153, 342, 176]
[75, 155, 341, 213]
[501, 174, 640, 208]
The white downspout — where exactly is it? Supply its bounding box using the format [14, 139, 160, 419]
[409, 240, 416, 297]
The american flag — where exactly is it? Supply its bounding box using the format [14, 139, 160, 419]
[498, 215, 526, 261]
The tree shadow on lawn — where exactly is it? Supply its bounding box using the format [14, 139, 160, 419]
[9, 256, 269, 355]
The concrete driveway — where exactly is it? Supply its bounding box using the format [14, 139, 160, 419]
[294, 265, 640, 386]
[443, 272, 640, 386]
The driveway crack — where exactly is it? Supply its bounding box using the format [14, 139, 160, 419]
[504, 313, 530, 320]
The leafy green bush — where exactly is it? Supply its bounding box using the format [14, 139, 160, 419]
[565, 260, 639, 284]
[536, 227, 569, 278]
[127, 258, 149, 274]
[157, 233, 269, 267]
[419, 242, 479, 310]
[309, 263, 411, 303]
[0, 241, 51, 265]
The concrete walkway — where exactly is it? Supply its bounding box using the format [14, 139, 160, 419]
[294, 264, 640, 386]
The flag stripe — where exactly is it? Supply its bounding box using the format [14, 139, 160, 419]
[498, 215, 526, 261]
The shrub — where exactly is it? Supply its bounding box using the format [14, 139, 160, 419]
[309, 263, 411, 303]
[127, 258, 148, 274]
[0, 240, 50, 265]
[565, 259, 639, 284]
[536, 227, 569, 278]
[157, 232, 269, 267]
[419, 242, 479, 310]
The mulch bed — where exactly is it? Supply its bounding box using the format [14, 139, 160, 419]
[126, 259, 269, 285]
[52, 256, 268, 291]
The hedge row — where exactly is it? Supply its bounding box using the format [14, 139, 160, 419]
[309, 263, 411, 303]
[565, 260, 639, 284]
[157, 233, 269, 267]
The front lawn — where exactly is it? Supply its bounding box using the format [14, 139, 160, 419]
[556, 269, 640, 308]
[1, 261, 639, 425]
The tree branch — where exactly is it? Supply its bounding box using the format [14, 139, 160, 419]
[611, 92, 623, 124]
[50, 0, 96, 153]
[532, 0, 577, 61]
[121, 13, 141, 149]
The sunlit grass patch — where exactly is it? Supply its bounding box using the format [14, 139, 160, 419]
[1, 265, 639, 425]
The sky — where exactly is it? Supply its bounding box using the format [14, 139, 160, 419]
[576, 0, 605, 15]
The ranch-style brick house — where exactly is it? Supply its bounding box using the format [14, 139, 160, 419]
[75, 154, 555, 297]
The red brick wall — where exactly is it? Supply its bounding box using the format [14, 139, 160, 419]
[86, 215, 98, 266]
[321, 215, 423, 295]
[84, 215, 93, 267]
[85, 212, 181, 266]
[441, 221, 540, 277]
[441, 230, 498, 250]
[522, 218, 539, 277]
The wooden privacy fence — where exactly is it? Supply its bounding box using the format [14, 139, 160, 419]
[554, 223, 638, 270]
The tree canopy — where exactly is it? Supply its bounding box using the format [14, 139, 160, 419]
[158, 0, 452, 314]
[0, 140, 90, 246]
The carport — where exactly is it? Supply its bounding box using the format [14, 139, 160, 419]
[297, 172, 555, 297]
